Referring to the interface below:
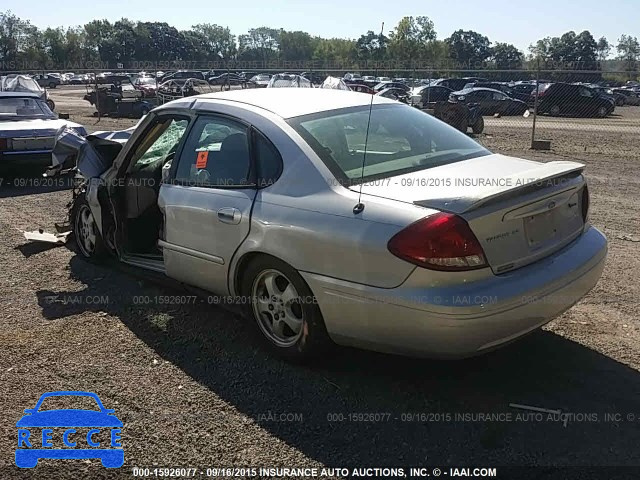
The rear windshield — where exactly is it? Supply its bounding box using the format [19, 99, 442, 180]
[0, 97, 53, 118]
[288, 104, 490, 185]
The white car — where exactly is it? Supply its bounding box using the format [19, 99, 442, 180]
[0, 92, 86, 167]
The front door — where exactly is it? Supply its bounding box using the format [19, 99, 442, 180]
[159, 114, 257, 295]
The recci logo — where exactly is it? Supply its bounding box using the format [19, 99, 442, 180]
[15, 391, 123, 468]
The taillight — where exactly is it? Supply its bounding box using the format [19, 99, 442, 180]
[388, 213, 488, 271]
[0, 138, 7, 150]
[581, 185, 590, 223]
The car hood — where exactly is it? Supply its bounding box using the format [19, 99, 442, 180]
[352, 153, 584, 214]
[0, 118, 83, 138]
[16, 409, 123, 427]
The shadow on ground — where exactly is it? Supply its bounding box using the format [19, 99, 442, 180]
[35, 253, 640, 468]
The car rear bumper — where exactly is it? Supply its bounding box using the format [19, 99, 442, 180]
[302, 226, 607, 358]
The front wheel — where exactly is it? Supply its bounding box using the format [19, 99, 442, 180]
[241, 256, 331, 360]
[549, 105, 561, 116]
[72, 194, 107, 261]
[597, 106, 608, 118]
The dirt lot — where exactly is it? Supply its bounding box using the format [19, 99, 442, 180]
[1, 87, 640, 479]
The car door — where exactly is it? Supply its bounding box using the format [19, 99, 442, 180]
[492, 91, 510, 114]
[158, 114, 258, 295]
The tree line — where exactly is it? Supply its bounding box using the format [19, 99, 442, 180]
[0, 10, 638, 75]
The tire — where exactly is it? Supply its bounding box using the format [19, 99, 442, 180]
[471, 116, 484, 134]
[597, 106, 608, 118]
[241, 256, 332, 360]
[616, 97, 625, 107]
[72, 193, 107, 261]
[46, 99, 55, 111]
[48, 82, 57, 89]
[549, 105, 561, 116]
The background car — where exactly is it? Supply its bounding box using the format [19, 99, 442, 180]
[450, 87, 529, 116]
[349, 84, 375, 94]
[373, 81, 410, 93]
[32, 74, 60, 89]
[534, 82, 615, 117]
[0, 92, 86, 167]
[248, 74, 272, 88]
[613, 88, 640, 106]
[410, 85, 453, 108]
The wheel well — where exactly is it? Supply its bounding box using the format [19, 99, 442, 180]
[233, 252, 276, 295]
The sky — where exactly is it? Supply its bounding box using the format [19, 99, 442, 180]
[8, 0, 640, 53]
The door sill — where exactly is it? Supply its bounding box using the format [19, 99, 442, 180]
[121, 254, 166, 274]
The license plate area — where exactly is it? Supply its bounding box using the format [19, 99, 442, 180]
[524, 210, 558, 248]
[10, 137, 55, 151]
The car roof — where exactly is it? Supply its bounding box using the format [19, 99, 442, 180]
[192, 88, 397, 119]
[0, 91, 41, 99]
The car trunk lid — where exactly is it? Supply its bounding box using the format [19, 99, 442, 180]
[353, 154, 588, 274]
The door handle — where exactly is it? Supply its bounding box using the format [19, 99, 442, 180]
[217, 207, 241, 225]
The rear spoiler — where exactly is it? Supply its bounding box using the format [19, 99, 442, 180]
[413, 161, 585, 214]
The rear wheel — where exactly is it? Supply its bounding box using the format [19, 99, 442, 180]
[241, 256, 331, 360]
[597, 106, 608, 118]
[471, 116, 484, 134]
[48, 82, 57, 89]
[72, 194, 107, 261]
[549, 105, 561, 116]
[616, 97, 625, 106]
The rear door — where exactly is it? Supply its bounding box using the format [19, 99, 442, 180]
[159, 114, 257, 294]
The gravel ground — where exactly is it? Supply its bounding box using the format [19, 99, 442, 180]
[1, 89, 640, 479]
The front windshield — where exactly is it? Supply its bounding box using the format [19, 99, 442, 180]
[0, 97, 54, 119]
[289, 104, 490, 184]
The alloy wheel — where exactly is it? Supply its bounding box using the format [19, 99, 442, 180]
[76, 204, 97, 257]
[251, 269, 304, 347]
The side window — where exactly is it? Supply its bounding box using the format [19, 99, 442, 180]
[175, 116, 252, 187]
[254, 131, 283, 187]
[579, 88, 593, 98]
[129, 117, 189, 173]
[492, 92, 506, 100]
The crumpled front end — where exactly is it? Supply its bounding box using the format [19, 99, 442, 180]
[47, 126, 135, 178]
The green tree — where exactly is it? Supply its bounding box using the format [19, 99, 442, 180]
[596, 36, 610, 61]
[190, 24, 236, 60]
[278, 30, 315, 61]
[492, 42, 523, 70]
[355, 30, 388, 62]
[388, 16, 437, 61]
[617, 34, 640, 74]
[237, 27, 280, 62]
[445, 30, 492, 66]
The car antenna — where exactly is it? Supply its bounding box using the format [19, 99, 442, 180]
[353, 22, 384, 215]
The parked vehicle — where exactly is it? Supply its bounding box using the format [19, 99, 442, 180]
[613, 88, 640, 106]
[509, 82, 537, 103]
[0, 92, 86, 167]
[54, 89, 606, 360]
[267, 74, 311, 88]
[433, 78, 474, 91]
[68, 74, 90, 85]
[162, 71, 206, 83]
[248, 74, 272, 88]
[376, 87, 410, 103]
[349, 84, 375, 94]
[432, 100, 485, 134]
[133, 77, 158, 97]
[534, 83, 615, 117]
[409, 85, 454, 108]
[32, 74, 61, 89]
[84, 81, 153, 118]
[585, 85, 626, 106]
[208, 72, 245, 87]
[0, 74, 55, 110]
[343, 73, 362, 82]
[373, 81, 410, 93]
[450, 88, 529, 116]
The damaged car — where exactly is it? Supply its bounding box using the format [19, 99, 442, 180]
[52, 89, 607, 360]
[0, 92, 86, 168]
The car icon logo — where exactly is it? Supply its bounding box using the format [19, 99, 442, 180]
[15, 391, 123, 468]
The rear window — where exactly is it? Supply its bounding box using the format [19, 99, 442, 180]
[0, 97, 52, 118]
[288, 104, 490, 185]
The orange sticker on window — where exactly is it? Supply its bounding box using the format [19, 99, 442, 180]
[196, 151, 209, 169]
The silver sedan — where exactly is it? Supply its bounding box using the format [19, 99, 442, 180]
[63, 89, 607, 359]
